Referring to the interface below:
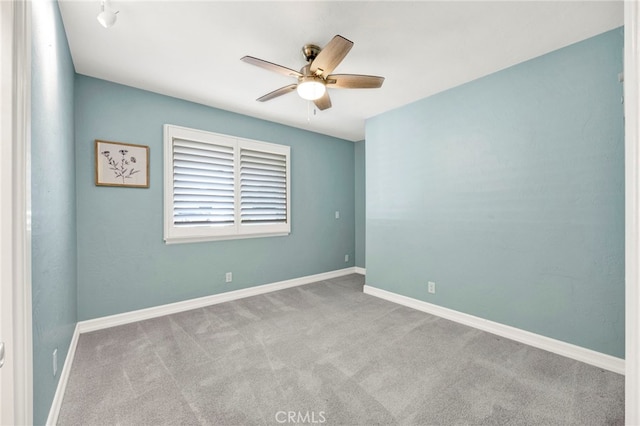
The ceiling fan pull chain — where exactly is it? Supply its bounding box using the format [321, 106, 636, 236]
[306, 101, 319, 123]
[307, 101, 318, 123]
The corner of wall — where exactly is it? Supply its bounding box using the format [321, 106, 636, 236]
[354, 140, 366, 268]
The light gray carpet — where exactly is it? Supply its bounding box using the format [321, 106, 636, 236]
[57, 274, 624, 425]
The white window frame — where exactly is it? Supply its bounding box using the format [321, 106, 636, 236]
[164, 124, 291, 244]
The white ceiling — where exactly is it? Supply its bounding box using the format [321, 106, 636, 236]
[58, 1, 623, 141]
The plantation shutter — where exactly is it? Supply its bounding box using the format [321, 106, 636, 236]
[172, 138, 235, 226]
[240, 148, 287, 224]
[164, 124, 290, 243]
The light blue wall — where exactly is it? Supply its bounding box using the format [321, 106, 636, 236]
[31, 0, 78, 424]
[365, 28, 624, 357]
[355, 140, 366, 268]
[75, 76, 355, 320]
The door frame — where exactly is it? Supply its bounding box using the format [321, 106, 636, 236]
[625, 1, 640, 424]
[0, 0, 32, 425]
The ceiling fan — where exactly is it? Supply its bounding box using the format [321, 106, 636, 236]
[241, 35, 384, 111]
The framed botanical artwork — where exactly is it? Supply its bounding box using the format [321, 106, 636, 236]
[95, 140, 150, 188]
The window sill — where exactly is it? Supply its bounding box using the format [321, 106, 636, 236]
[164, 231, 290, 245]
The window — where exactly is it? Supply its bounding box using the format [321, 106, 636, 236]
[164, 125, 290, 243]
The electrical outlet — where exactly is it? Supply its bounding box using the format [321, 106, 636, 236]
[53, 348, 58, 377]
[345, 254, 349, 262]
[428, 281, 436, 294]
[335, 211, 340, 219]
[225, 272, 232, 283]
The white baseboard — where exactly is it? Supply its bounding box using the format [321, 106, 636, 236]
[78, 267, 357, 333]
[46, 323, 80, 426]
[355, 267, 366, 275]
[363, 285, 625, 375]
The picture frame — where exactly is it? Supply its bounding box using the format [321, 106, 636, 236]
[95, 140, 150, 188]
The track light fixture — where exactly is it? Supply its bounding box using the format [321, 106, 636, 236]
[97, 1, 118, 28]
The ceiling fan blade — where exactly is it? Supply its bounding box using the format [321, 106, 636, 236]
[241, 56, 302, 78]
[313, 91, 332, 110]
[256, 84, 298, 102]
[326, 74, 385, 89]
[310, 35, 353, 77]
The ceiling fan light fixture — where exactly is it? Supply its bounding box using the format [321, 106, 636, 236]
[297, 78, 326, 101]
[97, 1, 118, 28]
[241, 34, 383, 110]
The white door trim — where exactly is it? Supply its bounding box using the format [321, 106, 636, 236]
[0, 1, 32, 425]
[625, 1, 640, 424]
[0, 2, 16, 422]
